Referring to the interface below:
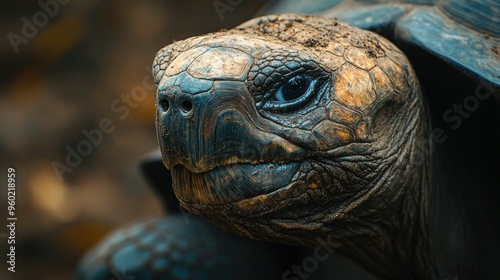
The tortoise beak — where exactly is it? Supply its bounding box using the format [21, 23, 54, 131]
[156, 79, 304, 173]
[155, 78, 305, 204]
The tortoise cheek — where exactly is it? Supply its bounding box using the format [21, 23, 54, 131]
[333, 63, 376, 111]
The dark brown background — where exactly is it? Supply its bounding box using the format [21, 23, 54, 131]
[0, 1, 267, 279]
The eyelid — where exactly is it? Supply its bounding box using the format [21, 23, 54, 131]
[246, 52, 329, 105]
[265, 79, 316, 110]
[261, 77, 325, 112]
[255, 69, 305, 109]
[257, 67, 318, 107]
[272, 74, 311, 102]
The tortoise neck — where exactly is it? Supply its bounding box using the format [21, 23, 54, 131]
[368, 105, 498, 280]
[324, 95, 441, 279]
[373, 102, 500, 279]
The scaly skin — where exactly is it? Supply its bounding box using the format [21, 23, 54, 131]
[77, 215, 302, 280]
[154, 14, 498, 279]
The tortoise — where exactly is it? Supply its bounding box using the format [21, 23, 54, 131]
[79, 0, 500, 279]
[152, 0, 500, 279]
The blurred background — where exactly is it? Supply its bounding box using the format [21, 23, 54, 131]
[0, 1, 268, 279]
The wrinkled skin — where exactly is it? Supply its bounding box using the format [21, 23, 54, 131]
[154, 14, 499, 279]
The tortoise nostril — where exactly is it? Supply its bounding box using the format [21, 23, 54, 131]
[181, 100, 193, 112]
[159, 98, 170, 112]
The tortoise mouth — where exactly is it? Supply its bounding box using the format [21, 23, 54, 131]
[171, 161, 300, 205]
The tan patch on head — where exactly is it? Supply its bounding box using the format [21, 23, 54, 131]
[188, 47, 253, 80]
[312, 120, 353, 148]
[370, 66, 394, 97]
[326, 43, 345, 57]
[376, 57, 409, 94]
[334, 64, 376, 111]
[328, 102, 362, 125]
[320, 51, 347, 71]
[344, 46, 377, 70]
[164, 47, 210, 77]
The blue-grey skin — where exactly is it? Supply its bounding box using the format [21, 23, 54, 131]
[264, 0, 500, 92]
[76, 216, 301, 280]
[77, 216, 236, 280]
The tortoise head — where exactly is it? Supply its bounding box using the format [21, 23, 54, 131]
[154, 14, 426, 248]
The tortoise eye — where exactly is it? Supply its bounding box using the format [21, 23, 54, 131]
[272, 75, 311, 102]
[264, 74, 317, 112]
